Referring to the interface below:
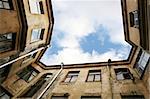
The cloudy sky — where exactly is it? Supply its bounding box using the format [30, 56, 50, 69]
[40, 0, 132, 66]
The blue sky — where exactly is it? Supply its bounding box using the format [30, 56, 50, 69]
[40, 0, 132, 66]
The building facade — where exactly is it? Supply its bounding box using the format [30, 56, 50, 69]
[0, 0, 149, 99]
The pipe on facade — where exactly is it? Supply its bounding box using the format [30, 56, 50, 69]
[107, 59, 113, 99]
[37, 63, 64, 99]
[0, 45, 50, 69]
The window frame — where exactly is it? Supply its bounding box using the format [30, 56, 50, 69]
[134, 49, 150, 79]
[28, 0, 44, 14]
[51, 96, 68, 99]
[129, 10, 139, 28]
[63, 71, 80, 83]
[0, 0, 13, 10]
[16, 66, 39, 83]
[0, 33, 16, 53]
[30, 28, 45, 43]
[121, 95, 145, 99]
[22, 52, 37, 64]
[114, 68, 133, 80]
[86, 70, 101, 82]
[81, 96, 101, 99]
[20, 73, 52, 97]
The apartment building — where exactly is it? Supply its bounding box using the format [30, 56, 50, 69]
[0, 0, 54, 98]
[0, 0, 149, 99]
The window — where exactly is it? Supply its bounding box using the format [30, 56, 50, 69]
[31, 28, 44, 43]
[0, 56, 10, 65]
[129, 10, 139, 28]
[64, 71, 79, 83]
[0, 33, 16, 53]
[51, 96, 68, 99]
[81, 96, 101, 99]
[0, 0, 13, 9]
[86, 70, 101, 82]
[121, 95, 145, 99]
[28, 0, 44, 14]
[115, 68, 133, 80]
[135, 50, 150, 77]
[16, 66, 39, 82]
[21, 73, 52, 97]
[22, 52, 37, 64]
[0, 87, 11, 99]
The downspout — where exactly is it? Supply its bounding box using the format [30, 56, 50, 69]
[0, 45, 50, 68]
[37, 62, 64, 99]
[107, 59, 113, 99]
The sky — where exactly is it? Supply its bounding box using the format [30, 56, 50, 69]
[40, 0, 132, 66]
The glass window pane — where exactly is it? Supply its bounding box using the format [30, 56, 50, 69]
[31, 29, 41, 42]
[64, 77, 70, 83]
[143, 52, 150, 60]
[70, 76, 77, 82]
[0, 56, 10, 65]
[95, 74, 101, 81]
[29, 0, 40, 14]
[36, 2, 41, 14]
[117, 72, 124, 80]
[27, 74, 35, 82]
[89, 72, 100, 75]
[3, 0, 9, 1]
[3, 2, 10, 9]
[0, 1, 3, 8]
[32, 71, 38, 76]
[87, 75, 94, 81]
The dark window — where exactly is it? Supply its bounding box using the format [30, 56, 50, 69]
[86, 70, 101, 82]
[135, 49, 150, 78]
[64, 71, 79, 83]
[22, 52, 37, 64]
[28, 0, 44, 14]
[21, 73, 52, 97]
[16, 66, 39, 82]
[39, 1, 44, 14]
[31, 28, 45, 43]
[121, 95, 145, 99]
[129, 10, 139, 28]
[0, 56, 10, 65]
[0, 0, 13, 10]
[0, 33, 16, 53]
[0, 87, 11, 99]
[51, 96, 68, 99]
[115, 68, 133, 80]
[81, 96, 101, 99]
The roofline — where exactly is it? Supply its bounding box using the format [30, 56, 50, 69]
[45, 0, 54, 45]
[36, 45, 137, 69]
[35, 0, 138, 69]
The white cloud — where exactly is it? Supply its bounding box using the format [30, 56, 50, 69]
[40, 0, 132, 65]
[41, 46, 130, 65]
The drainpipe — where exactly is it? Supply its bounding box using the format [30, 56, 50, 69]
[107, 59, 113, 99]
[37, 62, 64, 99]
[0, 45, 50, 69]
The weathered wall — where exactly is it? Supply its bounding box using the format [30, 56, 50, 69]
[0, 0, 21, 58]
[42, 65, 149, 99]
[23, 0, 52, 50]
[126, 0, 140, 46]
